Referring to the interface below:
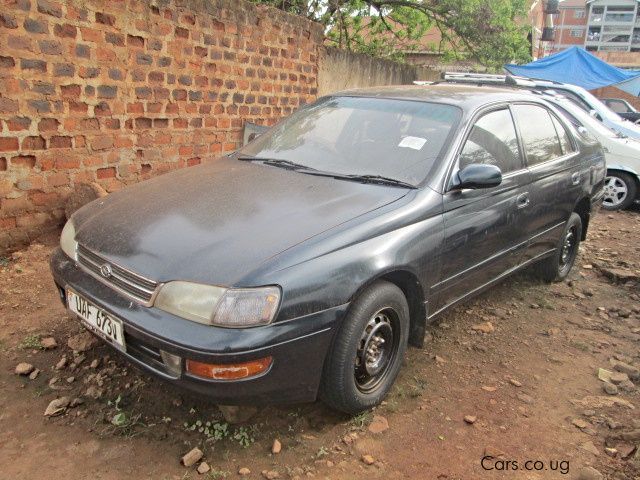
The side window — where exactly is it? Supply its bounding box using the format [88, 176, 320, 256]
[512, 105, 563, 166]
[550, 114, 574, 155]
[607, 100, 629, 113]
[459, 109, 522, 174]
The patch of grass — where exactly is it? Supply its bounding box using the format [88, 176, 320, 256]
[102, 394, 146, 438]
[205, 470, 229, 480]
[349, 410, 372, 429]
[316, 446, 329, 458]
[20, 334, 42, 350]
[0, 256, 10, 268]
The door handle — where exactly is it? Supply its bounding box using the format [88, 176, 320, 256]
[516, 192, 530, 209]
[571, 172, 580, 186]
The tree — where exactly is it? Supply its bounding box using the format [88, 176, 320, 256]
[250, 0, 532, 69]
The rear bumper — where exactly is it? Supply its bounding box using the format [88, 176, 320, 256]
[50, 248, 346, 404]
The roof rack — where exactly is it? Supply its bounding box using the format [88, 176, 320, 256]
[436, 72, 538, 87]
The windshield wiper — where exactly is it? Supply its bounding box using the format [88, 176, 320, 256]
[237, 156, 319, 172]
[238, 156, 415, 189]
[338, 174, 417, 189]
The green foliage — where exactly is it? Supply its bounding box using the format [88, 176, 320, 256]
[349, 410, 372, 429]
[184, 419, 230, 441]
[20, 334, 43, 350]
[232, 426, 255, 448]
[250, 0, 532, 69]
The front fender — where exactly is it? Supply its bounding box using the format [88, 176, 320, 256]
[607, 164, 640, 180]
[268, 213, 444, 322]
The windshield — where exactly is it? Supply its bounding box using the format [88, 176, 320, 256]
[239, 96, 461, 186]
[552, 99, 618, 138]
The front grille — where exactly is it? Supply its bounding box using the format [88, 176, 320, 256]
[76, 244, 158, 305]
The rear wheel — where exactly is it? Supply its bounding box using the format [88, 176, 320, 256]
[536, 213, 582, 283]
[320, 280, 409, 414]
[602, 171, 637, 211]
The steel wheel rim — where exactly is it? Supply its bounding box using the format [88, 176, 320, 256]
[354, 307, 399, 393]
[560, 227, 577, 268]
[603, 176, 628, 208]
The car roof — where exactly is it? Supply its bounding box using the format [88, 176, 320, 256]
[333, 84, 545, 110]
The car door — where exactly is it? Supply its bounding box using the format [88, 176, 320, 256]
[432, 106, 530, 314]
[510, 103, 582, 264]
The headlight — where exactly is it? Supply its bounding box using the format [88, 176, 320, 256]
[154, 282, 280, 328]
[60, 219, 77, 260]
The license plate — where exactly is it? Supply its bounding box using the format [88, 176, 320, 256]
[67, 289, 126, 351]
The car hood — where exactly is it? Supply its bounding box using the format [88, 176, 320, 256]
[73, 158, 409, 285]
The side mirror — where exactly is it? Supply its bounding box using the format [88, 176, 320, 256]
[451, 163, 502, 190]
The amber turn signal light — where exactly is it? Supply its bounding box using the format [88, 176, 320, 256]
[186, 356, 273, 380]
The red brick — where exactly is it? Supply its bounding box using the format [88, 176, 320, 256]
[0, 137, 19, 152]
[49, 136, 72, 148]
[38, 118, 60, 132]
[6, 117, 31, 131]
[47, 172, 69, 187]
[21, 136, 46, 150]
[29, 191, 59, 206]
[11, 155, 36, 168]
[55, 156, 80, 169]
[60, 84, 81, 98]
[90, 136, 114, 151]
[96, 166, 116, 179]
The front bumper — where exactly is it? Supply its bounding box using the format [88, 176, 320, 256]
[50, 248, 346, 404]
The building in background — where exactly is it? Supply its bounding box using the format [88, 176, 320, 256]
[584, 0, 640, 52]
[548, 0, 589, 53]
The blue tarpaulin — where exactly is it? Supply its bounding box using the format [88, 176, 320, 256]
[504, 46, 640, 94]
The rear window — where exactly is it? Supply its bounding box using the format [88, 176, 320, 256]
[512, 104, 563, 166]
[240, 96, 461, 186]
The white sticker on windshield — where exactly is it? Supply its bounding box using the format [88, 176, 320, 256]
[398, 136, 427, 150]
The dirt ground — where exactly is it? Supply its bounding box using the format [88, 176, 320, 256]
[0, 208, 639, 480]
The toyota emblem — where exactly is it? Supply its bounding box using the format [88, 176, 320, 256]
[100, 263, 113, 278]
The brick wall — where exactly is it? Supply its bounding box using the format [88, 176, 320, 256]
[590, 85, 640, 111]
[0, 0, 322, 250]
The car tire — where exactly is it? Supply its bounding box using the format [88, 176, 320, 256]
[536, 213, 582, 283]
[602, 171, 637, 211]
[320, 280, 409, 414]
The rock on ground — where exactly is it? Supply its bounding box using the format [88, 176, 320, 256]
[261, 470, 280, 479]
[471, 322, 495, 333]
[238, 467, 251, 476]
[44, 397, 70, 417]
[271, 439, 282, 454]
[361, 454, 375, 465]
[368, 415, 389, 433]
[67, 332, 98, 353]
[40, 337, 57, 349]
[181, 447, 203, 467]
[15, 362, 34, 375]
[196, 462, 210, 474]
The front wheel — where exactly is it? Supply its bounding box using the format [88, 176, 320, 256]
[320, 280, 409, 414]
[602, 171, 637, 211]
[536, 213, 582, 283]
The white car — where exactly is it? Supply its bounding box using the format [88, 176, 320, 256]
[526, 80, 640, 142]
[547, 96, 640, 210]
[441, 73, 640, 141]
